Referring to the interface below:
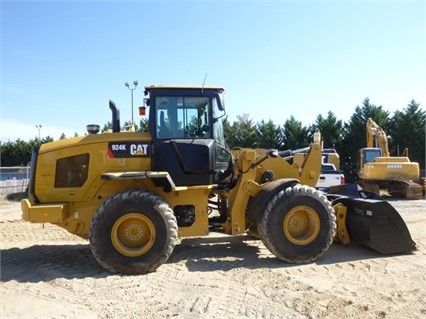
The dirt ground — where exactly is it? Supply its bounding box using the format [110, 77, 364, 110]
[1, 198, 425, 319]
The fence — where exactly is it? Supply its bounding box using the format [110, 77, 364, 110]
[0, 166, 30, 195]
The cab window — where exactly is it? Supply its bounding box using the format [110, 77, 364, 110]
[155, 96, 211, 139]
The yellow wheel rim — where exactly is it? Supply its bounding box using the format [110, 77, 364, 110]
[283, 205, 320, 245]
[111, 213, 156, 257]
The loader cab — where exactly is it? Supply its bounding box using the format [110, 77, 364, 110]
[144, 86, 231, 187]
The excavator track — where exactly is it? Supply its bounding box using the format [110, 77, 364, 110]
[389, 180, 423, 200]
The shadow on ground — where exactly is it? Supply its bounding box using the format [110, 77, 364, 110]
[1, 234, 413, 282]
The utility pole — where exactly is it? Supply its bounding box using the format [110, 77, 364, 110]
[124, 81, 138, 125]
[35, 124, 42, 140]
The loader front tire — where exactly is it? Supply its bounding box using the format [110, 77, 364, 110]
[89, 189, 177, 274]
[258, 184, 336, 263]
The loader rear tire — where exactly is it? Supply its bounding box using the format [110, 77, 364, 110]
[89, 189, 177, 274]
[258, 184, 336, 263]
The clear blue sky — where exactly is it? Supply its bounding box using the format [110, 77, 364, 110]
[1, 0, 425, 142]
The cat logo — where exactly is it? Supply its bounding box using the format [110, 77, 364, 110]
[108, 142, 150, 158]
[130, 144, 148, 156]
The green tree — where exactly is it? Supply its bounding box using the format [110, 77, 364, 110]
[389, 100, 426, 169]
[225, 114, 258, 149]
[40, 136, 54, 144]
[282, 116, 309, 150]
[102, 122, 112, 133]
[137, 118, 149, 132]
[256, 120, 283, 150]
[340, 98, 390, 182]
[310, 111, 344, 150]
[1, 139, 38, 166]
[222, 116, 234, 147]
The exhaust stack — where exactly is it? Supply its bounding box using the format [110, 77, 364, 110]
[109, 100, 120, 133]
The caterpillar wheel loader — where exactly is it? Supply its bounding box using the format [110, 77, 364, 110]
[21, 85, 416, 274]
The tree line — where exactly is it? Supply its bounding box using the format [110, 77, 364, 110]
[1, 98, 424, 183]
[222, 98, 425, 182]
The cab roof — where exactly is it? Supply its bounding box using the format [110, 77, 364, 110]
[144, 85, 224, 91]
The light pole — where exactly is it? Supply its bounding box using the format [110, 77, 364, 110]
[125, 81, 138, 125]
[35, 124, 42, 140]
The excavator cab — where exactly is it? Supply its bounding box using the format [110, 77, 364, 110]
[357, 147, 382, 172]
[144, 86, 231, 187]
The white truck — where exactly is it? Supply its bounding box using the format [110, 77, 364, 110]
[316, 163, 345, 190]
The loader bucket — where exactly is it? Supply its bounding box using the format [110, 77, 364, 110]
[339, 197, 417, 254]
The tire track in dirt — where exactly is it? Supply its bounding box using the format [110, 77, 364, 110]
[1, 200, 425, 318]
[138, 267, 307, 319]
[1, 244, 104, 282]
[275, 249, 426, 319]
[0, 220, 85, 248]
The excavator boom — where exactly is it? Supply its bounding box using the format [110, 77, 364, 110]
[366, 118, 390, 157]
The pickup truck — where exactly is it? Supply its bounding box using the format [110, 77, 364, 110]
[316, 163, 345, 190]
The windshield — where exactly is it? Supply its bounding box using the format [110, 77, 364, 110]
[364, 149, 382, 163]
[155, 96, 211, 139]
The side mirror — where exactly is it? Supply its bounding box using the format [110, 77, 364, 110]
[218, 93, 225, 111]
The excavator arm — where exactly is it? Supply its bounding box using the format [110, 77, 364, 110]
[366, 118, 390, 157]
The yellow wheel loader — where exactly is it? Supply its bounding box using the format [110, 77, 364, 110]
[21, 86, 416, 274]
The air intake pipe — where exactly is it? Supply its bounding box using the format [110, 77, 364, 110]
[109, 100, 120, 133]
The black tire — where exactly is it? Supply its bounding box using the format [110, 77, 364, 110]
[89, 189, 178, 274]
[258, 184, 336, 263]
